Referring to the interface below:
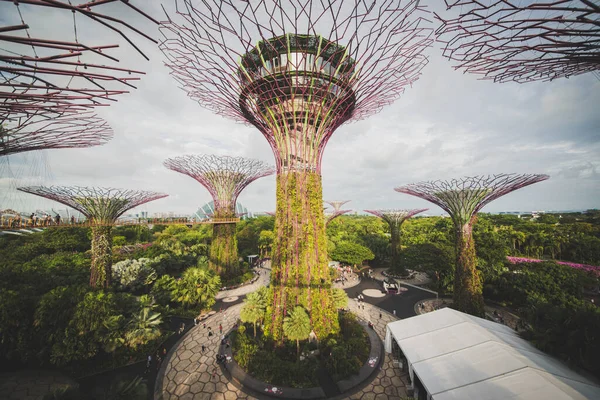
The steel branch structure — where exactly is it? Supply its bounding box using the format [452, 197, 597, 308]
[325, 200, 351, 225]
[325, 200, 351, 212]
[16, 185, 167, 288]
[159, 0, 432, 341]
[435, 0, 600, 83]
[164, 154, 274, 277]
[1, 0, 159, 121]
[0, 111, 112, 156]
[163, 155, 274, 216]
[395, 173, 549, 315]
[365, 209, 427, 275]
[160, 0, 432, 173]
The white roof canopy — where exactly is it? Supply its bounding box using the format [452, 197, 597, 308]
[385, 308, 600, 400]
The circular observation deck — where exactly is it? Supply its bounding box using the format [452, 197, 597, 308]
[238, 34, 357, 134]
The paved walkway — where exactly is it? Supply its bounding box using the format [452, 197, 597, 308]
[371, 268, 431, 286]
[215, 266, 270, 300]
[156, 296, 412, 400]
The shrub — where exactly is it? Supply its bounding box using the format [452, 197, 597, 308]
[150, 275, 176, 306]
[112, 258, 157, 292]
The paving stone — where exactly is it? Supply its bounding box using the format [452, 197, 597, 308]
[210, 393, 225, 400]
[203, 382, 216, 392]
[375, 394, 389, 400]
[361, 392, 377, 400]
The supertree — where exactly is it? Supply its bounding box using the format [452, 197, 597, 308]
[1, 112, 112, 156]
[160, 0, 432, 340]
[17, 185, 168, 288]
[365, 209, 427, 276]
[325, 200, 352, 226]
[163, 155, 274, 278]
[435, 0, 600, 83]
[395, 173, 549, 316]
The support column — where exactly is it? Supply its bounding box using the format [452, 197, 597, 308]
[453, 219, 484, 316]
[266, 171, 338, 341]
[90, 224, 113, 288]
[210, 212, 239, 278]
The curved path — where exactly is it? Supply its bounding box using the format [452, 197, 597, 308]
[215, 266, 271, 300]
[156, 269, 416, 399]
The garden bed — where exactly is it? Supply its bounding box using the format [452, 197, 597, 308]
[228, 312, 371, 391]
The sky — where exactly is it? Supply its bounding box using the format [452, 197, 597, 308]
[1, 1, 599, 217]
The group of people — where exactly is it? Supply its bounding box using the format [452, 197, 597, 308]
[145, 347, 167, 375]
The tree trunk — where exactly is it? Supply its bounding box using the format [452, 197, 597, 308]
[209, 210, 239, 278]
[253, 321, 257, 338]
[390, 224, 406, 275]
[266, 171, 338, 342]
[90, 224, 113, 288]
[453, 221, 485, 317]
[297, 338, 300, 361]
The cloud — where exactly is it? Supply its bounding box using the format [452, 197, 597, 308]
[1, 2, 599, 217]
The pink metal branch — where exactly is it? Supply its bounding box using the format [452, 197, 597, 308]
[159, 0, 433, 172]
[163, 154, 274, 214]
[1, 111, 112, 156]
[435, 0, 600, 82]
[395, 174, 550, 224]
[16, 186, 168, 221]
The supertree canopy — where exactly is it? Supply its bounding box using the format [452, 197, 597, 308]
[325, 200, 352, 226]
[164, 154, 274, 277]
[395, 173, 549, 316]
[17, 185, 168, 288]
[1, 0, 159, 119]
[435, 0, 600, 83]
[160, 0, 432, 340]
[0, 112, 112, 157]
[365, 209, 427, 276]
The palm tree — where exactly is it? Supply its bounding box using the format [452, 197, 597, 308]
[240, 290, 267, 337]
[125, 307, 162, 349]
[283, 306, 311, 361]
[174, 267, 221, 309]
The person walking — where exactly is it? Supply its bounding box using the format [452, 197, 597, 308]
[219, 324, 223, 334]
[393, 309, 396, 316]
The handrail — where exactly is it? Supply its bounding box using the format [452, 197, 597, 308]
[0, 216, 240, 230]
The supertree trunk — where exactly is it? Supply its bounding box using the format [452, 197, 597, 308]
[390, 224, 405, 276]
[210, 211, 239, 278]
[267, 171, 338, 341]
[91, 225, 113, 289]
[453, 219, 484, 316]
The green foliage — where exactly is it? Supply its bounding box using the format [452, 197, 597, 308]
[231, 327, 319, 387]
[283, 306, 312, 360]
[268, 171, 338, 341]
[322, 312, 369, 381]
[258, 229, 275, 258]
[112, 236, 127, 247]
[210, 221, 239, 277]
[91, 225, 113, 288]
[151, 275, 176, 306]
[112, 225, 152, 244]
[111, 258, 157, 292]
[236, 216, 275, 259]
[240, 290, 267, 337]
[332, 288, 349, 309]
[125, 307, 162, 349]
[51, 291, 124, 365]
[172, 267, 220, 310]
[330, 241, 374, 266]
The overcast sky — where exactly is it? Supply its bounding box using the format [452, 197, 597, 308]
[1, 1, 599, 217]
